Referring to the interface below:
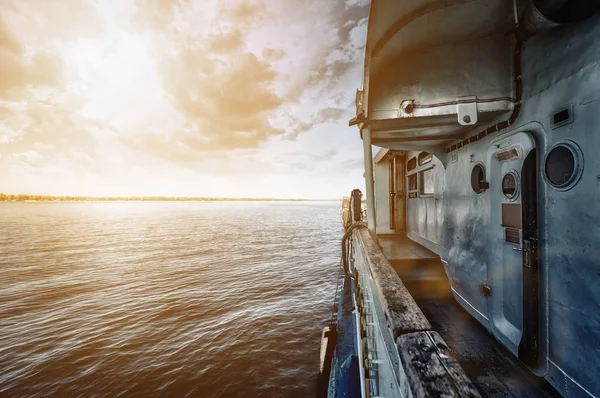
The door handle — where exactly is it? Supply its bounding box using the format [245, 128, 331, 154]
[513, 246, 533, 252]
[514, 240, 535, 253]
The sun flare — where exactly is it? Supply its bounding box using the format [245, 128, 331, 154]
[0, 0, 368, 199]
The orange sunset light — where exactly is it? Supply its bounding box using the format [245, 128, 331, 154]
[0, 0, 369, 199]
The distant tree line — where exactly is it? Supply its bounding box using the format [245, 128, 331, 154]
[0, 193, 312, 202]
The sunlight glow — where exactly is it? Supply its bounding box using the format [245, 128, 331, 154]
[64, 32, 163, 132]
[0, 0, 367, 199]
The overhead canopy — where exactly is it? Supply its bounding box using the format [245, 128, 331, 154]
[358, 0, 518, 151]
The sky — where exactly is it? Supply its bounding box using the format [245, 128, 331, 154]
[0, 0, 370, 199]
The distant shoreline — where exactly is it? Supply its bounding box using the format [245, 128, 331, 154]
[0, 194, 337, 202]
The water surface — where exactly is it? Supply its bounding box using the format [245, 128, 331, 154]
[0, 202, 341, 397]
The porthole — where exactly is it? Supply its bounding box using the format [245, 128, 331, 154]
[471, 164, 488, 193]
[544, 141, 583, 191]
[502, 172, 519, 200]
[533, 0, 600, 23]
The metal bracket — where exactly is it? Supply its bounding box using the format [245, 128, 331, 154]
[457, 96, 478, 126]
[400, 100, 415, 115]
[355, 89, 364, 112]
[482, 284, 492, 296]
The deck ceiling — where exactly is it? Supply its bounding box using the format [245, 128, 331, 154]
[363, 0, 518, 150]
[368, 0, 515, 73]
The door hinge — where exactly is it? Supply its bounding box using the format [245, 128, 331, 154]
[482, 284, 492, 296]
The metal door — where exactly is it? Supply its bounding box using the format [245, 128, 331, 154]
[389, 158, 396, 230]
[488, 132, 539, 365]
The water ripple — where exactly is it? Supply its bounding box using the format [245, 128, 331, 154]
[0, 201, 341, 397]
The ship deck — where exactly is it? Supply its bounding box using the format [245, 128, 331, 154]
[377, 234, 560, 398]
[378, 234, 451, 298]
[377, 234, 439, 262]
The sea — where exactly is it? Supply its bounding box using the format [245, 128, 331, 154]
[0, 201, 342, 397]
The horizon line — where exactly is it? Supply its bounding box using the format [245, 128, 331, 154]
[0, 193, 340, 202]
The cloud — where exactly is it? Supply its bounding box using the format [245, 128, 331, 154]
[0, 0, 369, 198]
[286, 121, 312, 141]
[132, 0, 190, 31]
[315, 107, 347, 123]
[262, 47, 285, 61]
[122, 1, 288, 156]
[160, 47, 284, 151]
[284, 106, 351, 140]
[13, 150, 44, 167]
[261, 1, 368, 143]
[0, 17, 21, 54]
[0, 18, 63, 100]
[309, 16, 368, 88]
[345, 0, 370, 8]
[127, 0, 368, 153]
[0, 100, 98, 159]
[218, 1, 269, 27]
[0, 14, 98, 167]
[206, 29, 244, 53]
[5, 0, 103, 39]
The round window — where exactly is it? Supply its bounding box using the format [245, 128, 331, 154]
[545, 145, 575, 187]
[471, 164, 487, 193]
[502, 172, 518, 199]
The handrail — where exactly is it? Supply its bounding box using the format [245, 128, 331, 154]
[341, 222, 367, 279]
[350, 220, 480, 397]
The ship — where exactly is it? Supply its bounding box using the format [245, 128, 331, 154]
[319, 1, 600, 397]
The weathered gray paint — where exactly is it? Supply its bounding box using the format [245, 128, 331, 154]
[363, 0, 517, 148]
[368, 0, 514, 72]
[359, 5, 600, 398]
[370, 35, 513, 122]
[405, 155, 445, 251]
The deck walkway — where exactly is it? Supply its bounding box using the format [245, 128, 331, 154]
[417, 298, 559, 397]
[376, 234, 559, 397]
[377, 234, 438, 262]
[377, 234, 451, 298]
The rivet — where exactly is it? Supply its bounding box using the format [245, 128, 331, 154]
[402, 101, 415, 114]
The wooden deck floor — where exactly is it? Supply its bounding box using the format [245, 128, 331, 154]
[377, 234, 451, 298]
[377, 234, 438, 262]
[376, 234, 559, 397]
[417, 298, 559, 397]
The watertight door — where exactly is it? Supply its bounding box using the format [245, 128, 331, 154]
[488, 132, 539, 365]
